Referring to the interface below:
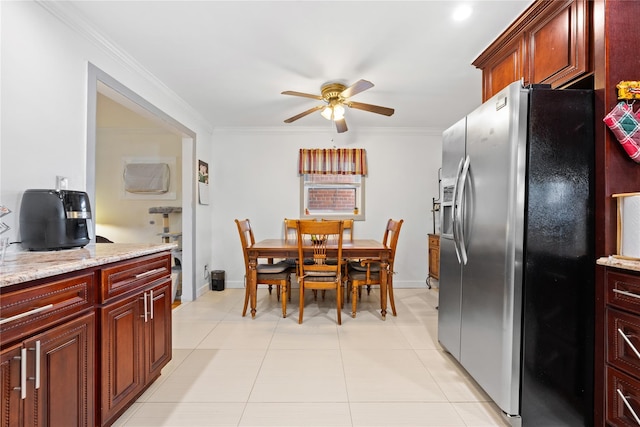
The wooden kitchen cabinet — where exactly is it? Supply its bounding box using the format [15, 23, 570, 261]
[428, 234, 440, 281]
[98, 253, 172, 426]
[0, 273, 95, 427]
[604, 268, 640, 425]
[473, 0, 589, 101]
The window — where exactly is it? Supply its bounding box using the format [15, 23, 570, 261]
[301, 174, 364, 219]
[298, 148, 367, 220]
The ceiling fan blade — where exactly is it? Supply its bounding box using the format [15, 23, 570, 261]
[340, 79, 374, 99]
[347, 101, 395, 116]
[335, 118, 348, 133]
[281, 91, 323, 100]
[284, 105, 324, 123]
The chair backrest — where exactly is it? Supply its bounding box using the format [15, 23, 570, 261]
[383, 219, 404, 267]
[235, 218, 255, 276]
[284, 218, 298, 243]
[322, 218, 353, 241]
[297, 220, 344, 278]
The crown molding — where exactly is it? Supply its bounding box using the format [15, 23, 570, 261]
[212, 126, 443, 136]
[36, 1, 214, 134]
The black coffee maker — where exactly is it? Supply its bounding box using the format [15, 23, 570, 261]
[20, 189, 93, 251]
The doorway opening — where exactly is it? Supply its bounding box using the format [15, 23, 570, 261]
[86, 63, 197, 301]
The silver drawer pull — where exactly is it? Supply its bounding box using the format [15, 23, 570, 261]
[618, 328, 640, 360]
[135, 268, 164, 279]
[613, 289, 640, 300]
[617, 388, 640, 425]
[0, 304, 54, 326]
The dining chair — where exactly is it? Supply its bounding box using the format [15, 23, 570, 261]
[296, 219, 345, 324]
[346, 218, 404, 318]
[235, 218, 291, 318]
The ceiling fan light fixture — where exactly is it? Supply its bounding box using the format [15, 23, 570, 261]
[333, 104, 345, 120]
[321, 106, 333, 120]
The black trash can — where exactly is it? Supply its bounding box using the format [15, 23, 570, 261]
[210, 270, 225, 291]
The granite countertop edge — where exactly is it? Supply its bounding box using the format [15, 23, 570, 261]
[597, 256, 640, 273]
[0, 243, 178, 288]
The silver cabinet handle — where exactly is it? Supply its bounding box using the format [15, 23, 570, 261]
[142, 292, 148, 323]
[618, 328, 640, 360]
[14, 348, 27, 399]
[35, 340, 41, 390]
[135, 268, 164, 279]
[613, 289, 640, 300]
[0, 304, 53, 325]
[617, 388, 640, 425]
[150, 289, 154, 320]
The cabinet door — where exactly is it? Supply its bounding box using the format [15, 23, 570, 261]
[480, 35, 526, 102]
[24, 312, 95, 427]
[100, 295, 144, 425]
[145, 280, 172, 381]
[0, 344, 24, 427]
[527, 0, 588, 88]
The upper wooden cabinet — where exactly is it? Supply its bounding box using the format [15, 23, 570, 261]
[473, 0, 589, 101]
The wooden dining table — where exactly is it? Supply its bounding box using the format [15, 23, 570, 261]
[247, 238, 391, 319]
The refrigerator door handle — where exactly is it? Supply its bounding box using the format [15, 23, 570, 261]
[456, 156, 471, 265]
[451, 157, 465, 263]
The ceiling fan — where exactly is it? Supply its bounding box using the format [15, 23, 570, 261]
[281, 79, 395, 133]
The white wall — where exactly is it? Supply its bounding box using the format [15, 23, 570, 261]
[0, 2, 212, 299]
[212, 127, 442, 289]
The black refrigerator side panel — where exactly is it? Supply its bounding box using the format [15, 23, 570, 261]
[521, 87, 595, 426]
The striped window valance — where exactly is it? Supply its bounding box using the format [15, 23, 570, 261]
[298, 148, 367, 175]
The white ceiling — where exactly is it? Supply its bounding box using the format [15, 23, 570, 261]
[68, 0, 532, 132]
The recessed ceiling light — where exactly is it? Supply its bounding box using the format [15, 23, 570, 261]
[453, 4, 473, 21]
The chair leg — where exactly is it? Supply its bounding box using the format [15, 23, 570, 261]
[268, 284, 273, 295]
[298, 284, 305, 324]
[281, 282, 287, 318]
[336, 285, 342, 325]
[242, 285, 250, 317]
[351, 284, 358, 318]
[388, 280, 397, 317]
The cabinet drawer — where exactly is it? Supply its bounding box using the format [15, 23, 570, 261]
[607, 269, 640, 313]
[99, 253, 171, 303]
[428, 235, 440, 249]
[608, 308, 640, 379]
[607, 366, 640, 426]
[0, 272, 94, 345]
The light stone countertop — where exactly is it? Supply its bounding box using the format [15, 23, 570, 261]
[0, 243, 177, 288]
[597, 256, 640, 272]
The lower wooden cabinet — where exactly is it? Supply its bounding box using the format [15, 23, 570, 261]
[0, 249, 172, 427]
[0, 312, 95, 427]
[605, 267, 640, 426]
[98, 254, 172, 426]
[607, 366, 640, 426]
[428, 234, 440, 281]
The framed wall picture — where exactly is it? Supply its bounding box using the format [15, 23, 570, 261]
[198, 160, 209, 205]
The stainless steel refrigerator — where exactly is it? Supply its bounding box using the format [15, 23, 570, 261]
[438, 81, 594, 426]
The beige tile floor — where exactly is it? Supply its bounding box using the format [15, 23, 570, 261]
[112, 287, 511, 427]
